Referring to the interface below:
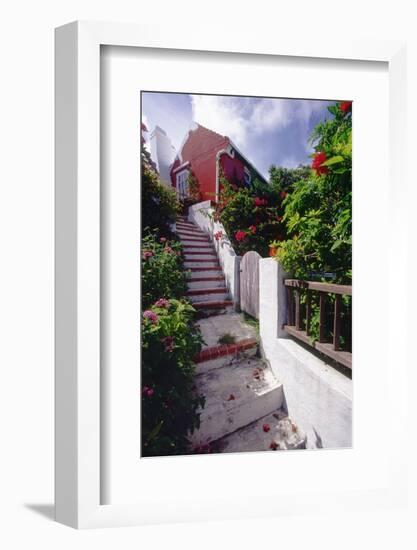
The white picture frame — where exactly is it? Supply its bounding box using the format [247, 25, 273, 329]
[55, 20, 407, 529]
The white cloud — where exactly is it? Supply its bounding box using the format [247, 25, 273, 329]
[190, 95, 250, 145]
[280, 157, 301, 169]
[190, 95, 329, 149]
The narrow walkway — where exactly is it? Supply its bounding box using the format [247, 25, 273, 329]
[176, 216, 306, 453]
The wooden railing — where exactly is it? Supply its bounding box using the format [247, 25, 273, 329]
[283, 279, 352, 369]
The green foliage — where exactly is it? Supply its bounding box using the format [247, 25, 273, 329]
[142, 230, 187, 309]
[214, 177, 286, 256]
[186, 171, 202, 203]
[276, 102, 352, 284]
[142, 162, 181, 235]
[142, 299, 204, 456]
[275, 102, 352, 347]
[217, 333, 236, 345]
[268, 165, 311, 193]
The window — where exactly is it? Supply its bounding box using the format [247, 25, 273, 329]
[176, 170, 189, 199]
[244, 167, 251, 186]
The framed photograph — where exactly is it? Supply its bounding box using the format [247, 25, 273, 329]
[55, 21, 407, 528]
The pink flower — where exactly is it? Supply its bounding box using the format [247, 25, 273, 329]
[143, 310, 158, 324]
[248, 225, 257, 234]
[235, 230, 247, 242]
[162, 336, 174, 353]
[160, 237, 167, 243]
[142, 386, 154, 397]
[154, 298, 170, 308]
[142, 250, 154, 260]
[164, 246, 174, 254]
[214, 231, 223, 241]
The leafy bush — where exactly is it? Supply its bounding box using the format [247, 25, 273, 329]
[142, 299, 204, 456]
[213, 177, 287, 257]
[276, 101, 352, 283]
[142, 230, 187, 309]
[142, 162, 181, 235]
[275, 101, 352, 348]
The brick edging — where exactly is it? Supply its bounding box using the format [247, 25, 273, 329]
[194, 338, 258, 363]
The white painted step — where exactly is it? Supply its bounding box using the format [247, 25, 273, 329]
[195, 344, 258, 375]
[184, 260, 220, 269]
[212, 410, 307, 453]
[188, 291, 230, 303]
[184, 253, 217, 261]
[180, 239, 212, 247]
[187, 278, 226, 290]
[177, 230, 207, 238]
[185, 269, 224, 278]
[190, 359, 283, 445]
[197, 313, 258, 349]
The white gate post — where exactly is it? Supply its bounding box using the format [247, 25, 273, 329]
[259, 258, 290, 341]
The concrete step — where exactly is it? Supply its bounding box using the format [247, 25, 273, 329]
[209, 410, 307, 454]
[188, 290, 230, 303]
[185, 268, 224, 278]
[177, 229, 207, 238]
[192, 300, 234, 316]
[184, 252, 217, 261]
[182, 244, 215, 251]
[187, 277, 225, 290]
[196, 313, 258, 350]
[184, 260, 220, 269]
[194, 339, 258, 374]
[180, 237, 211, 245]
[190, 358, 284, 445]
[176, 222, 199, 231]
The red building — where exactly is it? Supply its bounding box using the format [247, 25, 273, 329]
[169, 123, 266, 202]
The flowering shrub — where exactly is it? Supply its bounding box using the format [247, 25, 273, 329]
[213, 166, 310, 257]
[276, 101, 352, 283]
[213, 182, 284, 256]
[142, 230, 187, 309]
[275, 102, 352, 346]
[142, 298, 204, 456]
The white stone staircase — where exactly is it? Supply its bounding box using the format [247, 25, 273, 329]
[176, 215, 306, 453]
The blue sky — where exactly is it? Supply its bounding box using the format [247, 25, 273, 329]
[142, 92, 336, 179]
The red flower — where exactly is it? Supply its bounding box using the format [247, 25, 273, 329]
[235, 230, 247, 242]
[254, 197, 267, 207]
[227, 394, 235, 401]
[214, 230, 223, 241]
[248, 225, 257, 234]
[340, 101, 352, 114]
[312, 151, 329, 176]
[279, 191, 287, 200]
[263, 423, 271, 433]
[269, 441, 279, 451]
[277, 216, 283, 222]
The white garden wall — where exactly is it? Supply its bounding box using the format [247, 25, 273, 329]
[259, 258, 352, 449]
[188, 201, 241, 310]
